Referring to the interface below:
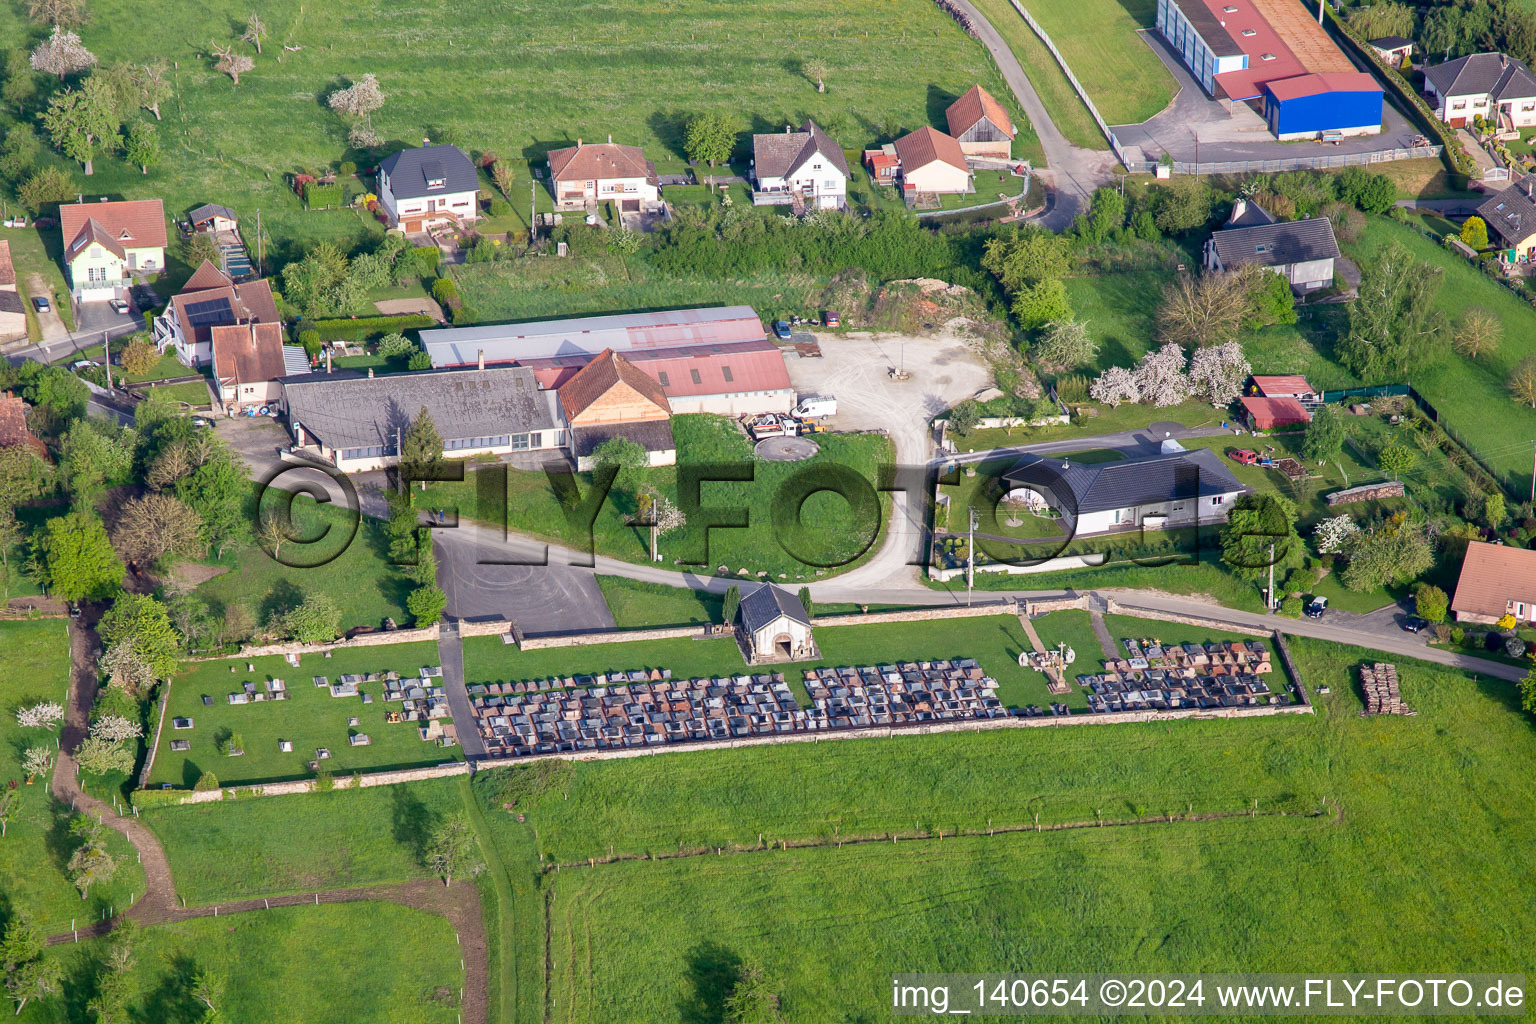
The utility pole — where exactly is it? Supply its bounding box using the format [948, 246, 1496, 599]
[1529, 440, 1535, 504]
[530, 177, 537, 244]
[103, 332, 112, 390]
[256, 209, 263, 276]
[967, 506, 980, 607]
[1267, 542, 1276, 611]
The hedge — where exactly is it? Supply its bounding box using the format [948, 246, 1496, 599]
[304, 182, 345, 209]
[130, 786, 206, 809]
[302, 314, 435, 343]
[408, 245, 441, 276]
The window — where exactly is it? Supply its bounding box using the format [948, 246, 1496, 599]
[690, 369, 702, 385]
[1260, 52, 1275, 60]
[511, 434, 530, 451]
[657, 371, 670, 387]
[1222, 4, 1236, 11]
[341, 445, 387, 461]
[1254, 243, 1271, 254]
[1514, 601, 1525, 618]
[1210, 496, 1223, 506]
[527, 432, 542, 449]
[1452, 101, 1467, 110]
[721, 365, 734, 383]
[1241, 28, 1255, 35]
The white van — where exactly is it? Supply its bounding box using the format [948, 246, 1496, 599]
[793, 395, 836, 418]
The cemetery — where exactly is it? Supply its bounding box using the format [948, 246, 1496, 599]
[148, 642, 463, 788]
[1075, 638, 1293, 713]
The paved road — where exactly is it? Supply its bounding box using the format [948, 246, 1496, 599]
[435, 618, 487, 759]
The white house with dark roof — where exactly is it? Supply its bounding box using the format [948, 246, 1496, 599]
[749, 120, 849, 210]
[737, 583, 816, 663]
[1475, 173, 1536, 259]
[378, 143, 480, 232]
[1202, 200, 1339, 292]
[1423, 52, 1536, 129]
[279, 366, 566, 473]
[1004, 448, 1248, 537]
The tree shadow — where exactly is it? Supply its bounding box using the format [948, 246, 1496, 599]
[132, 951, 202, 1024]
[677, 940, 744, 1024]
[390, 783, 439, 865]
[646, 110, 693, 163]
[180, 758, 204, 789]
[258, 578, 304, 624]
[926, 84, 961, 132]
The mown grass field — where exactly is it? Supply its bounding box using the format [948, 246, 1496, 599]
[0, 620, 145, 937]
[148, 641, 459, 788]
[969, 0, 1107, 150]
[18, 902, 463, 1024]
[0, 0, 1028, 258]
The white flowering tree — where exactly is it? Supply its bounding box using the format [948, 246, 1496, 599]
[89, 715, 143, 743]
[1313, 515, 1360, 554]
[1134, 342, 1192, 408]
[1089, 366, 1141, 407]
[29, 26, 95, 80]
[22, 747, 54, 779]
[1187, 342, 1251, 407]
[17, 702, 64, 731]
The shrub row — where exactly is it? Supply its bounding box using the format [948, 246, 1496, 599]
[300, 313, 436, 343]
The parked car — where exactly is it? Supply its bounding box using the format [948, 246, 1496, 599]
[1228, 448, 1259, 465]
[822, 311, 841, 327]
[30, 296, 50, 313]
[1402, 616, 1429, 634]
[771, 320, 792, 340]
[109, 298, 131, 314]
[1305, 596, 1328, 619]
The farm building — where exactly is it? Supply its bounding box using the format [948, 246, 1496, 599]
[210, 322, 308, 410]
[1249, 374, 1320, 403]
[151, 260, 281, 367]
[557, 348, 676, 470]
[1203, 200, 1339, 292]
[945, 84, 1017, 157]
[0, 241, 23, 344]
[1239, 395, 1311, 430]
[378, 143, 480, 232]
[738, 583, 817, 664]
[1475, 174, 1536, 260]
[279, 366, 565, 473]
[547, 138, 660, 212]
[59, 198, 167, 304]
[1154, 0, 1382, 140]
[750, 120, 849, 210]
[1423, 52, 1536, 129]
[1368, 36, 1413, 66]
[862, 146, 900, 186]
[1003, 449, 1248, 537]
[188, 203, 238, 233]
[420, 307, 794, 416]
[1450, 541, 1536, 624]
[892, 127, 971, 196]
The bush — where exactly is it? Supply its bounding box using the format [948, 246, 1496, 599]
[409, 245, 442, 276]
[193, 770, 220, 791]
[1505, 636, 1527, 659]
[430, 277, 459, 304]
[486, 196, 512, 217]
[1485, 631, 1505, 652]
[407, 351, 432, 371]
[304, 181, 344, 209]
[1278, 595, 1303, 618]
[338, 160, 357, 177]
[118, 337, 159, 376]
[297, 328, 321, 356]
[1450, 626, 1465, 645]
[1431, 623, 1451, 644]
[305, 314, 434, 343]
[451, 304, 478, 325]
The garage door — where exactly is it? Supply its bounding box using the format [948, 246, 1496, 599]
[621, 199, 640, 212]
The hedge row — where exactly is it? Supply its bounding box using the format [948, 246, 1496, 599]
[129, 787, 204, 809]
[301, 313, 436, 342]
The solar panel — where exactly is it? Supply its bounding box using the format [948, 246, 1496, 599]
[184, 297, 234, 327]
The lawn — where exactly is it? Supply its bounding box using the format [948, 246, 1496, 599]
[0, 225, 74, 339]
[968, 0, 1107, 150]
[141, 777, 465, 903]
[20, 901, 464, 1024]
[421, 413, 895, 582]
[0, 0, 1020, 264]
[0, 620, 146, 937]
[147, 640, 461, 788]
[482, 637, 1536, 1021]
[192, 492, 413, 636]
[595, 575, 724, 628]
[947, 398, 1226, 453]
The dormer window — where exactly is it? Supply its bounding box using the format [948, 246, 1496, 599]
[423, 160, 446, 190]
[1241, 28, 1256, 36]
[1260, 52, 1276, 60]
[1222, 5, 1237, 11]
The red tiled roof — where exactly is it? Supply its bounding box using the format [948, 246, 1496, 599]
[1240, 395, 1311, 429]
[893, 126, 968, 174]
[1251, 375, 1314, 397]
[0, 393, 46, 459]
[182, 259, 233, 292]
[59, 199, 167, 261]
[170, 276, 279, 349]
[1452, 541, 1536, 619]
[211, 322, 288, 386]
[548, 142, 657, 185]
[0, 240, 14, 287]
[523, 338, 791, 399]
[945, 85, 1015, 139]
[557, 348, 671, 420]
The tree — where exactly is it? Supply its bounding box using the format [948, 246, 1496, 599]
[327, 73, 384, 135]
[981, 229, 1073, 293]
[1156, 272, 1251, 347]
[1246, 268, 1297, 328]
[210, 43, 252, 85]
[193, 769, 219, 791]
[683, 111, 740, 168]
[1421, 5, 1464, 61]
[2, 49, 37, 115]
[112, 492, 204, 568]
[275, 594, 341, 644]
[1333, 166, 1396, 214]
[1186, 341, 1249, 406]
[0, 123, 40, 182]
[99, 593, 182, 680]
[99, 642, 155, 696]
[1152, 176, 1212, 234]
[26, 0, 86, 26]
[41, 76, 121, 175]
[1415, 583, 1449, 623]
[1301, 404, 1345, 464]
[1032, 319, 1097, 373]
[1460, 215, 1490, 250]
[1077, 186, 1126, 245]
[242, 12, 267, 53]
[723, 960, 783, 1024]
[86, 924, 136, 1024]
[803, 59, 828, 92]
[399, 406, 444, 489]
[75, 735, 133, 776]
[407, 584, 447, 626]
[91, 715, 143, 744]
[1337, 243, 1444, 379]
[1520, 670, 1536, 715]
[21, 746, 53, 780]
[4, 956, 61, 1016]
[1377, 441, 1416, 481]
[1220, 492, 1304, 585]
[0, 913, 43, 972]
[1349, 1, 1413, 41]
[797, 585, 813, 620]
[16, 165, 75, 215]
[377, 332, 415, 360]
[122, 60, 170, 120]
[633, 489, 685, 561]
[172, 441, 247, 557]
[490, 160, 514, 199]
[180, 232, 220, 271]
[1088, 365, 1141, 407]
[1012, 278, 1071, 330]
[191, 968, 225, 1017]
[592, 436, 648, 476]
[122, 119, 159, 174]
[1341, 518, 1434, 591]
[16, 701, 64, 730]
[1132, 342, 1190, 407]
[33, 509, 124, 601]
[722, 584, 741, 625]
[425, 815, 477, 886]
[29, 26, 95, 79]
[117, 335, 158, 375]
[0, 791, 13, 839]
[1510, 356, 1536, 408]
[1453, 307, 1501, 360]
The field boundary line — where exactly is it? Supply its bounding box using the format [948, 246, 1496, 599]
[458, 775, 519, 1024]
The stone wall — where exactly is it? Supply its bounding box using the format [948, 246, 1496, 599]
[517, 624, 714, 651]
[459, 619, 514, 638]
[148, 761, 470, 805]
[192, 625, 442, 662]
[813, 601, 1019, 628]
[1102, 598, 1273, 638]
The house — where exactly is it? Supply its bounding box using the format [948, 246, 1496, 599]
[557, 348, 676, 470]
[419, 307, 794, 416]
[0, 240, 24, 344]
[151, 260, 280, 367]
[378, 143, 480, 231]
[1203, 200, 1339, 292]
[862, 146, 900, 186]
[892, 127, 971, 196]
[737, 583, 817, 663]
[279, 365, 566, 473]
[749, 120, 849, 211]
[1423, 52, 1536, 129]
[210, 321, 308, 409]
[188, 203, 238, 233]
[1451, 541, 1536, 624]
[0, 393, 47, 459]
[944, 85, 1016, 157]
[1239, 395, 1311, 430]
[1475, 174, 1536, 260]
[1002, 448, 1249, 536]
[1155, 0, 1382, 140]
[547, 138, 660, 212]
[1249, 374, 1320, 404]
[1368, 36, 1413, 67]
[59, 198, 167, 303]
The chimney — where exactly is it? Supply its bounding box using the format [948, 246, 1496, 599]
[367, 367, 374, 378]
[785, 125, 791, 133]
[576, 138, 583, 148]
[477, 348, 485, 371]
[1231, 198, 1247, 223]
[423, 136, 431, 147]
[607, 134, 613, 144]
